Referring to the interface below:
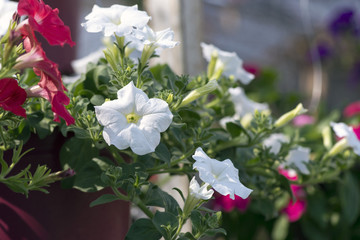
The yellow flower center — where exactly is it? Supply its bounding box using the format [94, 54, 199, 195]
[126, 113, 140, 124]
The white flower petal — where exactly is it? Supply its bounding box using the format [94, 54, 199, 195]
[95, 81, 172, 155]
[121, 7, 151, 29]
[0, 0, 17, 36]
[228, 87, 268, 117]
[189, 177, 214, 200]
[263, 134, 289, 155]
[200, 42, 254, 84]
[117, 124, 157, 155]
[192, 147, 252, 200]
[331, 122, 360, 156]
[82, 4, 150, 37]
[95, 105, 128, 131]
[285, 146, 310, 175]
[116, 81, 148, 115]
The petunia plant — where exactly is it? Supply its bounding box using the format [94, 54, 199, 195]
[1, 1, 360, 240]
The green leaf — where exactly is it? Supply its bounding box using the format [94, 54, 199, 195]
[90, 94, 105, 106]
[125, 219, 161, 240]
[271, 214, 289, 240]
[0, 151, 8, 176]
[225, 122, 243, 138]
[90, 194, 119, 207]
[207, 211, 222, 229]
[339, 172, 360, 224]
[152, 211, 178, 239]
[143, 184, 180, 215]
[190, 210, 202, 233]
[152, 143, 171, 163]
[204, 228, 227, 236]
[178, 232, 196, 240]
[60, 138, 113, 192]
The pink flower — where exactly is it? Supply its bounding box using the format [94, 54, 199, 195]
[19, 24, 74, 125]
[243, 64, 260, 76]
[278, 167, 298, 181]
[278, 168, 307, 222]
[343, 101, 360, 118]
[213, 193, 250, 212]
[352, 125, 360, 140]
[281, 185, 307, 222]
[0, 78, 27, 117]
[292, 114, 315, 127]
[17, 0, 75, 47]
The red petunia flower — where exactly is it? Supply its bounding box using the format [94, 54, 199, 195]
[213, 193, 251, 212]
[18, 24, 74, 125]
[344, 101, 360, 118]
[17, 0, 75, 47]
[0, 78, 27, 117]
[278, 168, 307, 222]
[281, 185, 307, 222]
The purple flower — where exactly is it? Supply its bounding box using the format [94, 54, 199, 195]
[328, 8, 360, 37]
[308, 42, 332, 62]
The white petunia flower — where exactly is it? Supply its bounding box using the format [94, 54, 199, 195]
[139, 25, 179, 51]
[263, 133, 289, 155]
[200, 42, 254, 84]
[189, 177, 214, 200]
[81, 4, 151, 37]
[284, 146, 311, 175]
[229, 87, 268, 118]
[330, 122, 360, 156]
[95, 81, 173, 155]
[192, 147, 252, 200]
[0, 0, 17, 36]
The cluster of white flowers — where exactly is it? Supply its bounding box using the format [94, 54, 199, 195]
[263, 134, 311, 175]
[81, 4, 179, 54]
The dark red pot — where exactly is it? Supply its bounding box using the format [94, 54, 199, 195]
[0, 133, 130, 240]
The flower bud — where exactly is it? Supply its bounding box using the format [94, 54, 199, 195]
[327, 138, 348, 157]
[322, 126, 332, 150]
[274, 103, 307, 128]
[179, 79, 218, 108]
[207, 51, 218, 79]
[166, 93, 174, 104]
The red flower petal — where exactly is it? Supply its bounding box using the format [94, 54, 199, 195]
[18, 24, 74, 125]
[17, 0, 75, 47]
[344, 101, 360, 118]
[0, 78, 27, 117]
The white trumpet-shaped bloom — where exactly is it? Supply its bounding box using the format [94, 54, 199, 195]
[192, 147, 253, 200]
[81, 4, 150, 37]
[200, 42, 254, 84]
[130, 25, 180, 53]
[189, 177, 214, 200]
[95, 81, 173, 155]
[229, 87, 269, 118]
[284, 146, 311, 175]
[331, 122, 360, 156]
[263, 133, 289, 155]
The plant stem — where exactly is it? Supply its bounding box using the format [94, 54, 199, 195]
[147, 147, 196, 172]
[134, 197, 154, 219]
[111, 186, 130, 201]
[147, 167, 193, 175]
